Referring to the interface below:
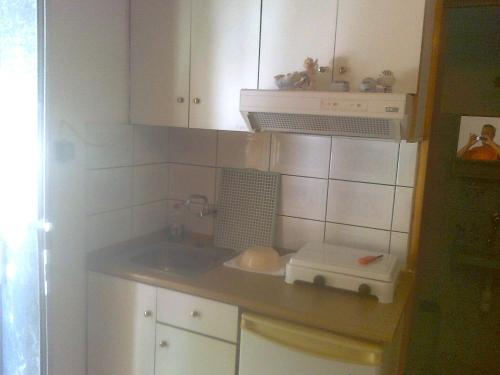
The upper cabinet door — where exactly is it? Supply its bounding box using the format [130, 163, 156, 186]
[130, 0, 191, 127]
[259, 0, 338, 90]
[189, 0, 261, 131]
[333, 0, 426, 93]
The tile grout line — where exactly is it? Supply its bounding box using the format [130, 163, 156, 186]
[130, 125, 138, 237]
[277, 214, 410, 235]
[85, 162, 417, 190]
[323, 136, 333, 242]
[214, 131, 220, 217]
[165, 127, 171, 227]
[388, 142, 402, 253]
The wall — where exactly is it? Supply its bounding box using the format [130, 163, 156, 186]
[405, 6, 500, 374]
[45, 0, 129, 374]
[86, 127, 419, 265]
[85, 124, 169, 250]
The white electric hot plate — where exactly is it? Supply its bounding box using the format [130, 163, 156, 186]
[285, 242, 401, 303]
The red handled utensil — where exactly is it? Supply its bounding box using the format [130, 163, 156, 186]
[357, 254, 383, 265]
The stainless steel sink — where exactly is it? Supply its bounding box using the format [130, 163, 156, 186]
[130, 242, 237, 277]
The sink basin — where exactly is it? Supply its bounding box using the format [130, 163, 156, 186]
[130, 242, 237, 277]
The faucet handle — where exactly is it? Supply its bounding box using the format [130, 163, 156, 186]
[184, 194, 217, 218]
[186, 194, 208, 205]
[200, 205, 218, 218]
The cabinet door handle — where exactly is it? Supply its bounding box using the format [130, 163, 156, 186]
[159, 340, 168, 348]
[338, 66, 347, 74]
[144, 310, 153, 318]
[176, 97, 184, 103]
[189, 310, 200, 318]
[317, 66, 330, 73]
[193, 98, 201, 104]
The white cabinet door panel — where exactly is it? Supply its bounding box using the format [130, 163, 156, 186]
[155, 324, 237, 375]
[189, 0, 260, 131]
[333, 0, 426, 93]
[131, 0, 191, 127]
[259, 0, 338, 90]
[88, 272, 156, 375]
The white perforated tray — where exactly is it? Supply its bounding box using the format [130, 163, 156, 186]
[214, 168, 280, 251]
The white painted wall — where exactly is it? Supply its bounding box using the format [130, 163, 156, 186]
[45, 1, 129, 374]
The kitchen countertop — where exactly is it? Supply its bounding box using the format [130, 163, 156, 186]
[87, 231, 415, 344]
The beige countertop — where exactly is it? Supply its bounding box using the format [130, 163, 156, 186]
[87, 232, 415, 344]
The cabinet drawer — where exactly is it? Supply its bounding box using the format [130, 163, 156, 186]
[157, 288, 238, 343]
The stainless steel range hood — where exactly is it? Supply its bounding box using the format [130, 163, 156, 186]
[240, 90, 414, 141]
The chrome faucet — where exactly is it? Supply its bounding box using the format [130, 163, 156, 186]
[183, 194, 217, 218]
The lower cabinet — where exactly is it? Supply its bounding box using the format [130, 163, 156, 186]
[87, 272, 156, 375]
[88, 273, 237, 375]
[155, 323, 236, 375]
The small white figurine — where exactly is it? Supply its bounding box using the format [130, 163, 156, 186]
[377, 70, 396, 92]
[274, 57, 318, 90]
[303, 57, 318, 90]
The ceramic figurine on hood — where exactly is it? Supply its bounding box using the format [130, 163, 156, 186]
[274, 57, 318, 90]
[303, 57, 318, 90]
[377, 70, 396, 92]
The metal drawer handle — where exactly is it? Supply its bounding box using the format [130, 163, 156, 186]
[144, 310, 153, 318]
[190, 310, 200, 318]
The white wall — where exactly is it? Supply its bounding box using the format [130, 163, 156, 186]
[45, 0, 129, 374]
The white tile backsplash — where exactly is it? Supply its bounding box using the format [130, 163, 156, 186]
[217, 131, 270, 170]
[270, 133, 331, 178]
[275, 216, 325, 251]
[132, 200, 170, 237]
[326, 180, 395, 230]
[168, 127, 217, 166]
[133, 124, 169, 165]
[330, 138, 399, 184]
[85, 123, 133, 169]
[168, 164, 216, 203]
[324, 223, 390, 253]
[392, 187, 414, 232]
[132, 164, 169, 205]
[397, 141, 419, 187]
[390, 231, 409, 265]
[279, 175, 328, 220]
[85, 126, 419, 265]
[87, 167, 133, 214]
[86, 208, 132, 251]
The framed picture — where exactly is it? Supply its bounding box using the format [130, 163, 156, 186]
[456, 116, 500, 161]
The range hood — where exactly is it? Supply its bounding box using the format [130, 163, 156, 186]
[240, 89, 414, 141]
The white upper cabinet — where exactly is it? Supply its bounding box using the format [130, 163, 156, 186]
[130, 0, 426, 129]
[130, 0, 191, 127]
[189, 0, 261, 131]
[333, 0, 426, 93]
[130, 0, 260, 131]
[259, 0, 338, 91]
